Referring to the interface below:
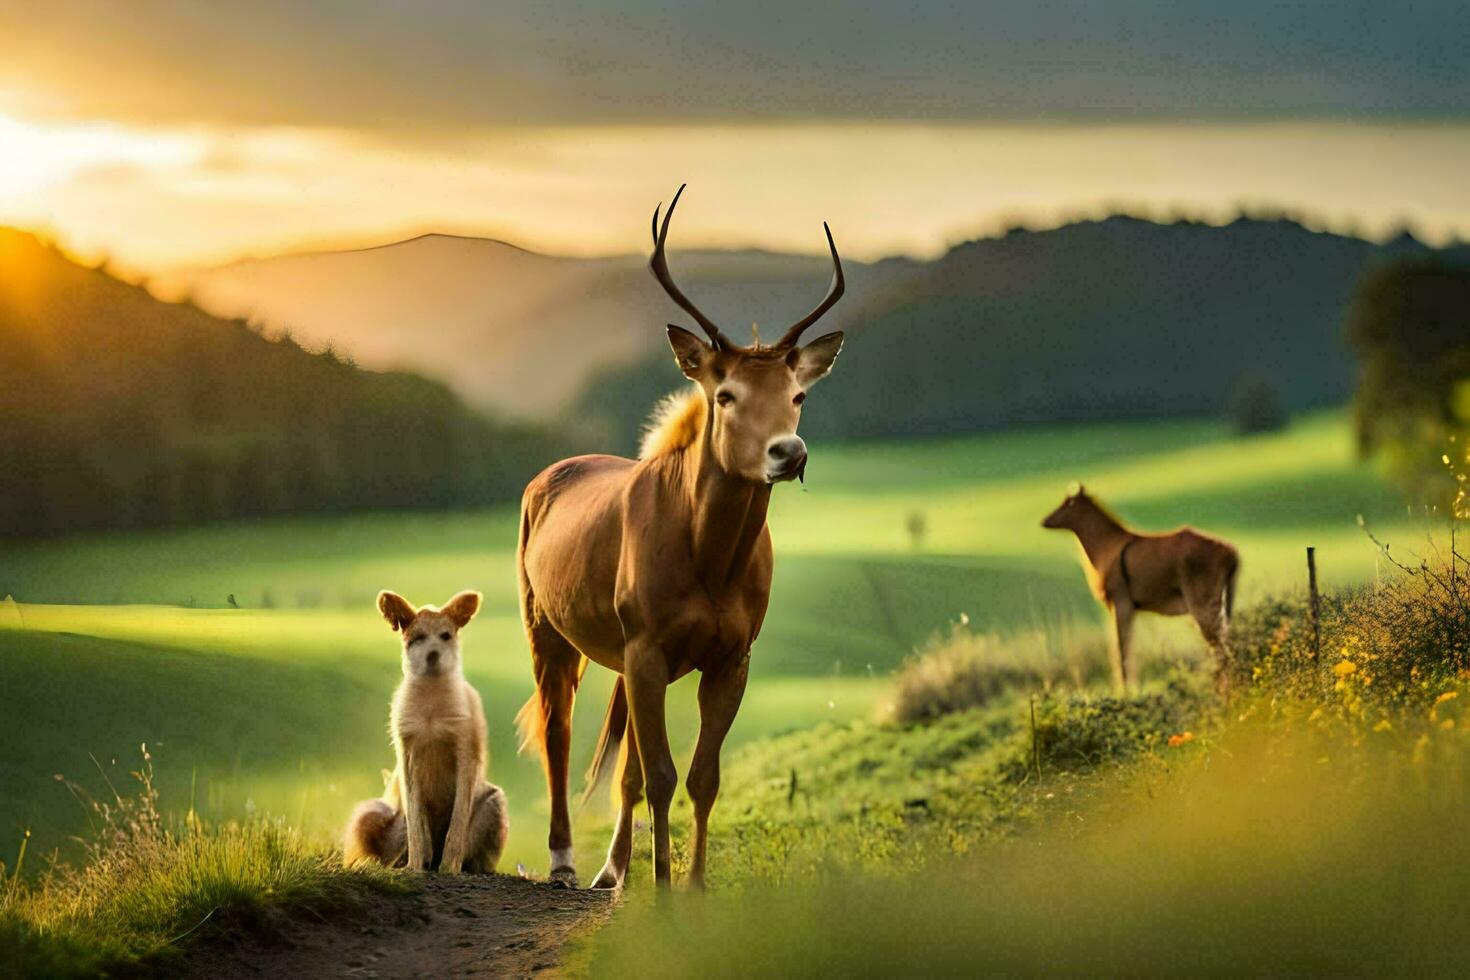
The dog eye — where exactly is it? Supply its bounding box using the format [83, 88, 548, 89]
[793, 392, 806, 405]
[716, 391, 735, 407]
[439, 631, 451, 642]
[410, 634, 426, 645]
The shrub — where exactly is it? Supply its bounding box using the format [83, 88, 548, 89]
[1226, 374, 1288, 435]
[1001, 681, 1202, 781]
[1230, 542, 1470, 719]
[886, 621, 1200, 724]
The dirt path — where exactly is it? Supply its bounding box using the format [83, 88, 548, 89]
[176, 875, 617, 979]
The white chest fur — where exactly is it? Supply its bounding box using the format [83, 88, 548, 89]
[392, 678, 471, 746]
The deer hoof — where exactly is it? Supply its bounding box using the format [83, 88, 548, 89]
[588, 866, 622, 890]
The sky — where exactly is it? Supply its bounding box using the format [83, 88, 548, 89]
[2, 1, 1468, 269]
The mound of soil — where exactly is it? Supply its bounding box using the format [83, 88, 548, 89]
[170, 875, 616, 979]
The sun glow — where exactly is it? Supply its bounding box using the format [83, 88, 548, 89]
[0, 114, 202, 204]
[2, 112, 1470, 273]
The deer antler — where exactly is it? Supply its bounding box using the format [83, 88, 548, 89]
[774, 221, 844, 349]
[650, 185, 736, 351]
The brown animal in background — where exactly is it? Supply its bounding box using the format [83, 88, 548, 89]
[344, 590, 508, 874]
[516, 185, 847, 889]
[1042, 486, 1239, 693]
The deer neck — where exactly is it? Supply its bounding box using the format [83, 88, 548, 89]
[1070, 506, 1130, 570]
[683, 407, 772, 592]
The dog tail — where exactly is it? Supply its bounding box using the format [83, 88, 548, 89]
[579, 677, 628, 809]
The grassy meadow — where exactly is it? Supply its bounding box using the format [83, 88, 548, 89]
[0, 408, 1425, 879]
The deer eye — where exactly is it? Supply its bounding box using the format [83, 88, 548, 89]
[716, 391, 735, 407]
[793, 392, 806, 406]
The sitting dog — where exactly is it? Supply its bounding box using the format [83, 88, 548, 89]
[344, 590, 508, 873]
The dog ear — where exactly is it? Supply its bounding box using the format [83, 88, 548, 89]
[441, 591, 482, 629]
[377, 590, 416, 632]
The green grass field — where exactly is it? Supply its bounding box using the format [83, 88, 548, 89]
[0, 410, 1426, 876]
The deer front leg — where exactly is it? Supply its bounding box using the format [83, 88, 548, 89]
[624, 644, 675, 888]
[438, 743, 478, 874]
[590, 724, 642, 890]
[686, 655, 749, 890]
[1110, 599, 1135, 694]
[401, 746, 434, 872]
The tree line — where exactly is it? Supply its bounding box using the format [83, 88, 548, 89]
[0, 231, 572, 538]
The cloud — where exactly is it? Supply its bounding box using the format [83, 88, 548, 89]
[2, 1, 1468, 130]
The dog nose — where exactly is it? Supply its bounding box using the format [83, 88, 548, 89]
[427, 649, 440, 667]
[767, 436, 806, 464]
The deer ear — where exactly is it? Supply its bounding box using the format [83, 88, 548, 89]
[377, 590, 415, 632]
[440, 591, 481, 629]
[667, 326, 710, 379]
[789, 331, 844, 387]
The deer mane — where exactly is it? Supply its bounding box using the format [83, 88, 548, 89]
[639, 386, 706, 460]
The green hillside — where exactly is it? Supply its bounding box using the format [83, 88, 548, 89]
[0, 410, 1419, 874]
[0, 230, 566, 537]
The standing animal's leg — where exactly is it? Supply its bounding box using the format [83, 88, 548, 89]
[685, 654, 750, 890]
[343, 799, 404, 867]
[1183, 559, 1232, 696]
[462, 782, 510, 874]
[624, 643, 676, 887]
[519, 624, 583, 885]
[1109, 599, 1135, 693]
[590, 720, 643, 889]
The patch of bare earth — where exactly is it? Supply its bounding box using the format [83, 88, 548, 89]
[171, 875, 616, 979]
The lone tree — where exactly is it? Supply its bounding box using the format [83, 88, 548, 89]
[1226, 373, 1288, 436]
[1347, 258, 1470, 507]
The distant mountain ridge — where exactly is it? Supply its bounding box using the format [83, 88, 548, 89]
[578, 216, 1469, 451]
[168, 215, 1469, 454]
[168, 235, 913, 419]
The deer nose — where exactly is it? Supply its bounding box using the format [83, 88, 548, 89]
[767, 436, 806, 464]
[765, 436, 808, 482]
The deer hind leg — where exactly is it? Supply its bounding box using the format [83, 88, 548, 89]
[686, 656, 750, 890]
[590, 723, 642, 890]
[343, 799, 405, 868]
[1183, 566, 1231, 697]
[462, 782, 510, 875]
[523, 623, 582, 886]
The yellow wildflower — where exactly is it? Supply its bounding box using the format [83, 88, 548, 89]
[1333, 659, 1357, 676]
[1373, 719, 1393, 733]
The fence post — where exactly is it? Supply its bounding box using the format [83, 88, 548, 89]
[1307, 546, 1321, 659]
[1029, 695, 1041, 779]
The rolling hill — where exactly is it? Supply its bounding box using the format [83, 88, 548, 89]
[168, 235, 912, 418]
[166, 215, 1467, 455]
[581, 217, 1461, 451]
[0, 230, 564, 537]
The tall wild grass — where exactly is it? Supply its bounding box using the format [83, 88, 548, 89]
[0, 746, 404, 977]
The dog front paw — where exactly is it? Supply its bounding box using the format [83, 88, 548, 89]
[440, 853, 464, 875]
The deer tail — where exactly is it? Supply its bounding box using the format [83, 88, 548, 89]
[579, 677, 628, 809]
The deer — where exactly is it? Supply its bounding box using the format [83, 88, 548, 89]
[1042, 485, 1240, 695]
[515, 185, 846, 890]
